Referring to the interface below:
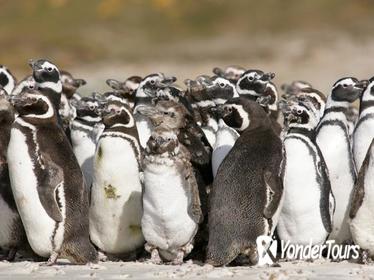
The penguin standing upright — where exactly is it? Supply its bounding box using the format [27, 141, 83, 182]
[70, 95, 103, 189]
[353, 78, 374, 171]
[134, 73, 176, 148]
[0, 65, 16, 95]
[277, 99, 334, 246]
[7, 61, 97, 264]
[90, 100, 144, 256]
[142, 127, 202, 264]
[207, 98, 283, 266]
[316, 77, 368, 244]
[0, 89, 27, 261]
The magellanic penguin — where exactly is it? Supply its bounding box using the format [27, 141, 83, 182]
[0, 65, 16, 95]
[277, 99, 335, 247]
[134, 73, 176, 148]
[207, 97, 283, 266]
[350, 137, 374, 262]
[105, 75, 142, 109]
[316, 77, 368, 244]
[7, 89, 97, 264]
[70, 95, 104, 189]
[90, 99, 144, 257]
[236, 69, 279, 123]
[353, 78, 374, 171]
[59, 70, 86, 133]
[0, 89, 28, 261]
[11, 75, 36, 96]
[142, 127, 202, 264]
[212, 65, 245, 84]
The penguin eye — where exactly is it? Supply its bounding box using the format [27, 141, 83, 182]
[163, 111, 169, 115]
[248, 76, 254, 81]
[297, 109, 302, 114]
[46, 67, 53, 72]
[150, 80, 156, 85]
[89, 105, 95, 110]
[342, 84, 348, 88]
[29, 85, 34, 89]
[219, 83, 225, 88]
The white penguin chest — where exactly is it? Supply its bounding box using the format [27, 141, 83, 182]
[278, 137, 327, 245]
[142, 163, 197, 250]
[134, 114, 152, 148]
[7, 126, 63, 257]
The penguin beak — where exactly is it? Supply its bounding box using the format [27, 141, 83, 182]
[158, 76, 177, 88]
[355, 80, 369, 90]
[72, 79, 86, 88]
[212, 67, 224, 77]
[28, 59, 42, 71]
[260, 72, 275, 82]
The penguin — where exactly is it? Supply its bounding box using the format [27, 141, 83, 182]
[59, 70, 86, 133]
[70, 95, 103, 189]
[11, 75, 36, 96]
[0, 89, 27, 261]
[236, 69, 279, 121]
[90, 99, 144, 257]
[134, 73, 176, 148]
[207, 97, 283, 266]
[353, 77, 374, 171]
[277, 99, 334, 246]
[316, 77, 368, 244]
[281, 80, 313, 97]
[212, 65, 245, 83]
[7, 89, 97, 264]
[350, 138, 374, 262]
[105, 75, 142, 109]
[0, 65, 16, 95]
[142, 127, 202, 264]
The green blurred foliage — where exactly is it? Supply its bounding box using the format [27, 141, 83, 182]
[0, 0, 373, 70]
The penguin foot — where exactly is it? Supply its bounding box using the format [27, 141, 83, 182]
[6, 248, 17, 262]
[359, 250, 372, 265]
[43, 251, 59, 266]
[150, 249, 162, 265]
[98, 251, 108, 262]
[172, 251, 185, 265]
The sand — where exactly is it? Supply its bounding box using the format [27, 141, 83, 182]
[0, 258, 373, 279]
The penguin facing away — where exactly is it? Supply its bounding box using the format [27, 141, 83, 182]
[0, 90, 28, 261]
[316, 77, 368, 244]
[142, 127, 202, 264]
[207, 98, 283, 266]
[277, 99, 334, 247]
[90, 100, 144, 256]
[353, 77, 374, 171]
[7, 89, 97, 264]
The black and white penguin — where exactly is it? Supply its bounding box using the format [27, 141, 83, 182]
[212, 65, 245, 83]
[350, 138, 374, 262]
[277, 99, 334, 246]
[11, 75, 36, 96]
[353, 77, 374, 171]
[7, 88, 97, 264]
[70, 95, 103, 189]
[90, 99, 144, 257]
[134, 73, 176, 148]
[207, 98, 283, 266]
[236, 69, 279, 122]
[0, 89, 27, 261]
[105, 75, 142, 109]
[142, 127, 202, 264]
[316, 77, 368, 244]
[0, 65, 16, 95]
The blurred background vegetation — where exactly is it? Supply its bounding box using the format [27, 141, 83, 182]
[1, 0, 374, 93]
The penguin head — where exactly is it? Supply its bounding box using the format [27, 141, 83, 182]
[105, 77, 138, 108]
[11, 75, 36, 96]
[218, 97, 269, 132]
[71, 95, 102, 124]
[213, 65, 245, 83]
[360, 77, 374, 102]
[60, 70, 86, 98]
[10, 90, 56, 123]
[208, 76, 238, 105]
[29, 59, 60, 86]
[281, 80, 313, 98]
[137, 73, 176, 98]
[146, 127, 179, 155]
[0, 88, 15, 124]
[236, 70, 275, 96]
[283, 100, 319, 130]
[331, 77, 368, 103]
[101, 100, 134, 128]
[0, 65, 16, 94]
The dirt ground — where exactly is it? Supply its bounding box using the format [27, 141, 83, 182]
[0, 258, 372, 280]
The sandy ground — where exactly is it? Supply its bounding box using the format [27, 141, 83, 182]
[0, 259, 373, 279]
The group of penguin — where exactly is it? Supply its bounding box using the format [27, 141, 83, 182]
[0, 60, 374, 267]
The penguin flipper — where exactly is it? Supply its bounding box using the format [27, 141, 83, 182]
[38, 161, 64, 222]
[185, 167, 203, 224]
[263, 170, 283, 219]
[349, 140, 372, 219]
